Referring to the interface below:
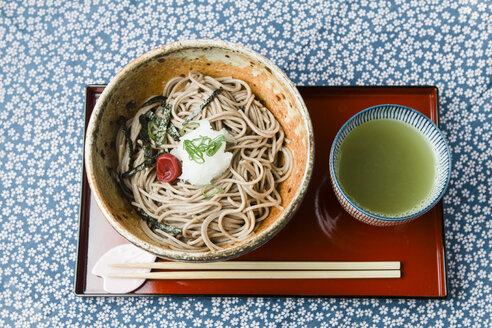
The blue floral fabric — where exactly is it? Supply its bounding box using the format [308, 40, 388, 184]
[0, 0, 490, 327]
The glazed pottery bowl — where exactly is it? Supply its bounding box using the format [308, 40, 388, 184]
[329, 104, 451, 226]
[85, 39, 314, 261]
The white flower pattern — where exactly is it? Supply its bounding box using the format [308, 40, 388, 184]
[0, 0, 490, 327]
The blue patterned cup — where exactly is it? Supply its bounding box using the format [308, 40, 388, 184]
[329, 104, 451, 226]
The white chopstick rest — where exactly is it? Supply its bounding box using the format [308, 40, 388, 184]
[92, 244, 156, 293]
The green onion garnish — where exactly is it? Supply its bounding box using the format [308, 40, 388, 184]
[201, 184, 223, 198]
[205, 135, 226, 157]
[183, 139, 204, 164]
[147, 121, 157, 140]
[180, 122, 200, 136]
[182, 134, 226, 164]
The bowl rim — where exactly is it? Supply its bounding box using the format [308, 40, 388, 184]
[329, 104, 451, 222]
[84, 39, 315, 261]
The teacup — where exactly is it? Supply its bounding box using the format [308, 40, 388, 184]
[329, 104, 451, 226]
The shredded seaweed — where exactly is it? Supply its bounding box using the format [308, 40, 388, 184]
[120, 116, 155, 178]
[117, 176, 132, 195]
[138, 115, 154, 164]
[183, 87, 223, 126]
[118, 116, 134, 169]
[141, 95, 167, 108]
[167, 123, 181, 141]
[145, 110, 157, 121]
[136, 209, 182, 235]
[121, 161, 146, 178]
[154, 104, 171, 146]
[145, 103, 173, 146]
[121, 151, 165, 178]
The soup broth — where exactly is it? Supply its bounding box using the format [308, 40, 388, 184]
[336, 119, 436, 217]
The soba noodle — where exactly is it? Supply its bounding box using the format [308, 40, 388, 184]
[116, 71, 292, 252]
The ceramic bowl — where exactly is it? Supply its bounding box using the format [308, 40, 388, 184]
[85, 39, 314, 261]
[329, 104, 451, 226]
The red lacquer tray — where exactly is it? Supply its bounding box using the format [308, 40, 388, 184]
[75, 86, 447, 297]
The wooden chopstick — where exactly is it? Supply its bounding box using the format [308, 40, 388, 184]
[109, 270, 401, 279]
[110, 261, 400, 271]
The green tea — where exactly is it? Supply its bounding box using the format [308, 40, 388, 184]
[336, 119, 436, 217]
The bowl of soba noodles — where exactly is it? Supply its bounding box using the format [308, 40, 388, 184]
[85, 40, 314, 261]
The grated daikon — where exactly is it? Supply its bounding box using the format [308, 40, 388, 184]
[171, 120, 233, 186]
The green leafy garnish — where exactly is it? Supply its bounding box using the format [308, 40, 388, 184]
[147, 121, 157, 140]
[205, 135, 226, 157]
[183, 139, 205, 164]
[180, 122, 200, 135]
[201, 184, 224, 198]
[183, 88, 223, 126]
[183, 135, 226, 164]
[136, 209, 182, 235]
